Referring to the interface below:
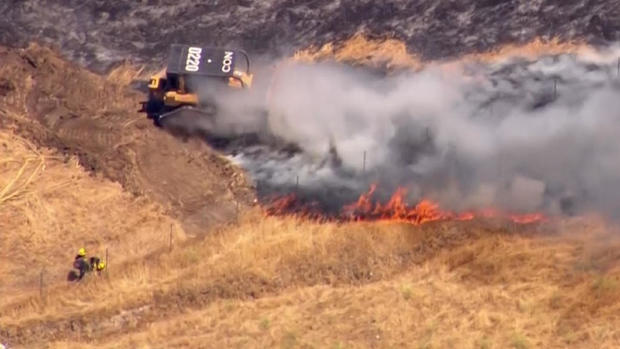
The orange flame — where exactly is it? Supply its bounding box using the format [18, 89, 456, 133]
[343, 184, 545, 225]
[264, 193, 328, 222]
[265, 184, 546, 226]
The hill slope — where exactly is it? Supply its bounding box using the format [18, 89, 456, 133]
[0, 44, 255, 235]
[0, 35, 619, 349]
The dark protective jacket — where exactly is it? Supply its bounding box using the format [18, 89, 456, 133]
[89, 257, 101, 271]
[73, 255, 90, 279]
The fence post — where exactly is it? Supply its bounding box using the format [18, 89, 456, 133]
[169, 224, 173, 252]
[39, 268, 44, 303]
[236, 201, 241, 223]
[362, 150, 367, 174]
[105, 247, 109, 277]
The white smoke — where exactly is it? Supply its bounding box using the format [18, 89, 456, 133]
[178, 46, 620, 215]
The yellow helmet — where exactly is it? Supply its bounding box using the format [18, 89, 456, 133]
[78, 248, 86, 257]
[97, 261, 106, 270]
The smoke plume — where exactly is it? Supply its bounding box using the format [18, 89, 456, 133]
[173, 46, 620, 217]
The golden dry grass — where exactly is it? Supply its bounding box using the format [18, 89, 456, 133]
[2, 200, 620, 348]
[0, 130, 186, 308]
[456, 37, 588, 64]
[105, 62, 146, 87]
[292, 34, 600, 71]
[293, 33, 424, 70]
[1, 214, 418, 325]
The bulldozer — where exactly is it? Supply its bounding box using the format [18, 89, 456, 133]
[140, 44, 254, 127]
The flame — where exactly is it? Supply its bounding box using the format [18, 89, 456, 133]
[265, 184, 546, 226]
[344, 186, 449, 224]
[264, 193, 328, 222]
[509, 213, 545, 224]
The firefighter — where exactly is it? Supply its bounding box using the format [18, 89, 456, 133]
[96, 261, 106, 275]
[86, 256, 106, 275]
[73, 247, 90, 280]
[75, 247, 86, 260]
[89, 256, 100, 271]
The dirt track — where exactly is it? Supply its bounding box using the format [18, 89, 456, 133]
[0, 43, 255, 235]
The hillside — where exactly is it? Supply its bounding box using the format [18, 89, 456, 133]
[0, 44, 255, 235]
[0, 4, 619, 347]
[0, 43, 618, 348]
[2, 198, 620, 348]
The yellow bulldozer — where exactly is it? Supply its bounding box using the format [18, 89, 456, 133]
[140, 44, 254, 127]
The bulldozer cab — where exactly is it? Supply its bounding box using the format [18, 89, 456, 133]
[154, 44, 253, 89]
[142, 44, 253, 126]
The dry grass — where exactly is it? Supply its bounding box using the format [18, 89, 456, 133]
[0, 214, 420, 324]
[16, 217, 615, 349]
[83, 269, 560, 349]
[0, 130, 185, 306]
[459, 37, 585, 63]
[2, 201, 620, 348]
[293, 32, 423, 70]
[0, 43, 143, 119]
[292, 34, 602, 71]
[105, 62, 146, 87]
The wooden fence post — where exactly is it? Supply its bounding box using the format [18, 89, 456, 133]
[105, 247, 109, 277]
[169, 224, 173, 252]
[39, 268, 44, 302]
[363, 150, 367, 174]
